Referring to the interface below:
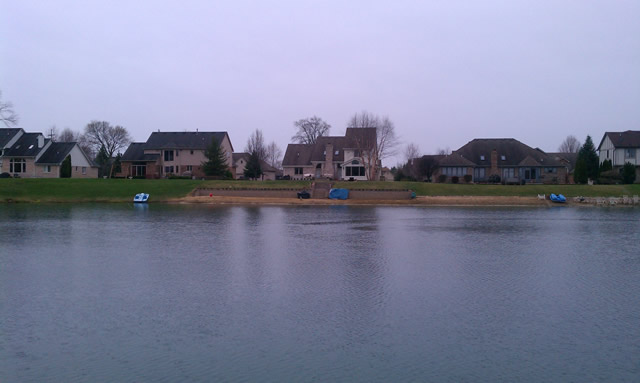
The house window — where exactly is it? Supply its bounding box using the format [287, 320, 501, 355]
[176, 150, 179, 157]
[164, 166, 174, 174]
[501, 155, 506, 161]
[175, 166, 179, 174]
[480, 155, 485, 161]
[294, 167, 303, 175]
[474, 167, 485, 180]
[82, 167, 87, 175]
[132, 164, 146, 177]
[625, 149, 635, 158]
[43, 165, 51, 173]
[10, 158, 26, 173]
[545, 167, 557, 174]
[335, 150, 339, 155]
[345, 166, 365, 177]
[186, 165, 193, 172]
[502, 168, 516, 179]
[164, 150, 174, 161]
[442, 167, 465, 176]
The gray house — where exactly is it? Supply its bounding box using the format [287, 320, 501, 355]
[428, 138, 568, 184]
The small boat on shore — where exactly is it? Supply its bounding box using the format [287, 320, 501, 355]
[134, 193, 149, 203]
[550, 193, 566, 203]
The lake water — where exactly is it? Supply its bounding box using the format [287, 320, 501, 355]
[1, 204, 639, 382]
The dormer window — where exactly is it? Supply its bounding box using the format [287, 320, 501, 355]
[335, 150, 339, 155]
[480, 155, 485, 161]
[501, 155, 506, 161]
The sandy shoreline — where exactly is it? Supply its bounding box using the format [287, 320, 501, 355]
[175, 195, 553, 207]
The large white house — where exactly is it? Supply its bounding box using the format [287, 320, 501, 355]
[598, 131, 640, 182]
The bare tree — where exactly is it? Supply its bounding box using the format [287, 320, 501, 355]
[347, 111, 399, 180]
[292, 116, 331, 144]
[58, 127, 79, 142]
[0, 90, 19, 127]
[404, 143, 421, 164]
[436, 147, 451, 155]
[265, 141, 283, 169]
[245, 129, 267, 161]
[83, 121, 132, 176]
[559, 135, 581, 153]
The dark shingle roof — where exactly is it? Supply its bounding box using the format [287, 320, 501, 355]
[121, 143, 160, 162]
[599, 131, 640, 149]
[282, 144, 314, 166]
[549, 152, 578, 171]
[35, 142, 76, 164]
[2, 133, 48, 157]
[449, 138, 564, 167]
[232, 152, 278, 172]
[282, 128, 376, 167]
[0, 128, 22, 148]
[145, 131, 231, 151]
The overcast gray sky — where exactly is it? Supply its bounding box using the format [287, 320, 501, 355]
[2, 0, 639, 165]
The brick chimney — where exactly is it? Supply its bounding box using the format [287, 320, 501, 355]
[325, 143, 333, 163]
[490, 149, 498, 176]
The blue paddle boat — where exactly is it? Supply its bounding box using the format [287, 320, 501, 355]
[134, 193, 149, 203]
[550, 193, 566, 203]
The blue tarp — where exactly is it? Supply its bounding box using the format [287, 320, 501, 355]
[550, 193, 566, 203]
[329, 188, 349, 200]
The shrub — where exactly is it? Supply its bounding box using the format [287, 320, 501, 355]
[438, 174, 447, 183]
[168, 175, 191, 180]
[598, 170, 621, 185]
[488, 174, 501, 183]
[622, 162, 636, 184]
[463, 174, 472, 183]
[451, 176, 459, 184]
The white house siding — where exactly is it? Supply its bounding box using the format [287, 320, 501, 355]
[599, 136, 614, 164]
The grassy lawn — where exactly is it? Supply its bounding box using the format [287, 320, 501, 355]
[0, 179, 312, 202]
[1, 178, 638, 202]
[333, 181, 640, 197]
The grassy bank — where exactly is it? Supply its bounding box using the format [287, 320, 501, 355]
[0, 179, 312, 202]
[1, 179, 639, 202]
[334, 181, 640, 197]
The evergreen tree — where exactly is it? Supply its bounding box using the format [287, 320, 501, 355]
[622, 162, 636, 184]
[574, 135, 599, 184]
[95, 145, 110, 178]
[202, 137, 228, 176]
[599, 159, 612, 173]
[60, 155, 71, 178]
[243, 151, 263, 180]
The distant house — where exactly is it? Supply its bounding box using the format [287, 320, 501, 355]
[597, 131, 640, 182]
[0, 128, 97, 178]
[425, 138, 568, 184]
[118, 131, 233, 178]
[232, 153, 278, 180]
[282, 128, 379, 180]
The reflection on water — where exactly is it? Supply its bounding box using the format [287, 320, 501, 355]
[1, 204, 640, 382]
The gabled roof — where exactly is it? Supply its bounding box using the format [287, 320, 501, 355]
[2, 133, 48, 157]
[598, 131, 640, 149]
[35, 142, 76, 164]
[282, 143, 314, 166]
[121, 143, 160, 162]
[0, 128, 22, 148]
[282, 128, 377, 167]
[549, 152, 578, 171]
[437, 153, 476, 167]
[451, 138, 564, 167]
[145, 131, 232, 151]
[232, 152, 278, 173]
